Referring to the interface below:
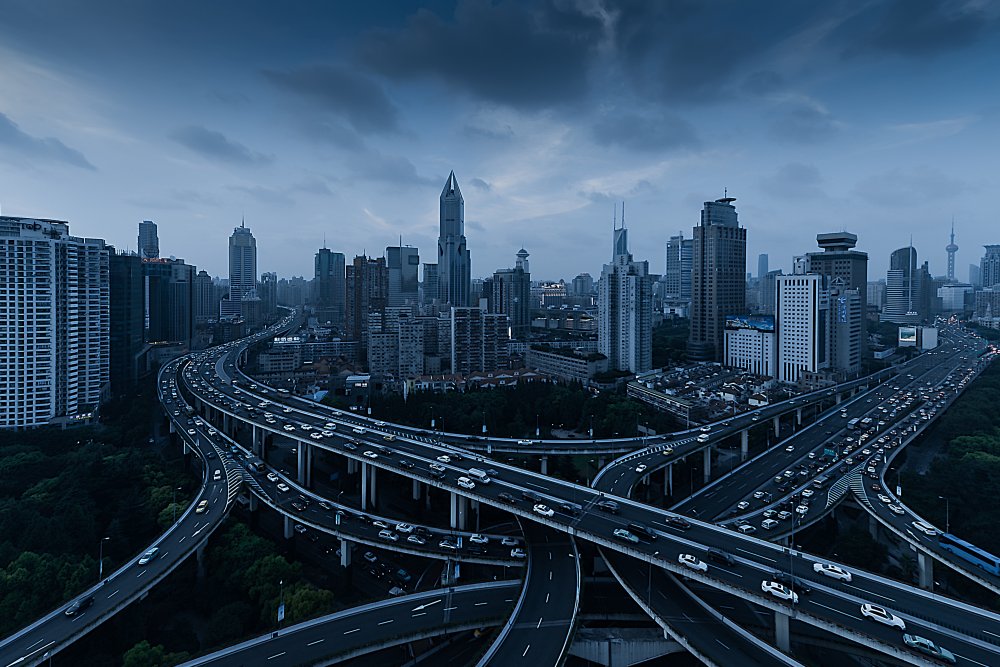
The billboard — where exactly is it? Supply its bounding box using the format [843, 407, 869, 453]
[898, 326, 917, 347]
[725, 314, 775, 332]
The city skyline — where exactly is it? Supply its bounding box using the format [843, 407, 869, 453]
[0, 1, 998, 282]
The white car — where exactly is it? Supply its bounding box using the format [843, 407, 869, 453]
[407, 534, 426, 545]
[533, 503, 555, 517]
[795, 504, 809, 515]
[678, 554, 707, 572]
[860, 603, 905, 630]
[813, 562, 852, 582]
[469, 534, 489, 544]
[911, 521, 938, 537]
[378, 529, 399, 542]
[888, 504, 905, 515]
[363, 451, 378, 459]
[310, 432, 323, 440]
[276, 483, 290, 492]
[395, 523, 414, 534]
[429, 463, 446, 472]
[785, 445, 794, 452]
[801, 489, 814, 498]
[266, 472, 279, 483]
[511, 547, 527, 558]
[501, 537, 519, 547]
[877, 494, 893, 504]
[283, 424, 295, 431]
[321, 430, 335, 437]
[436, 455, 451, 463]
[635, 464, 647, 473]
[736, 501, 750, 510]
[761, 580, 798, 603]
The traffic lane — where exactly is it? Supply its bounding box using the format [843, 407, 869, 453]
[486, 522, 579, 666]
[179, 582, 517, 667]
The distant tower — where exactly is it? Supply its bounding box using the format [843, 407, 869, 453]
[946, 222, 959, 282]
[437, 171, 472, 307]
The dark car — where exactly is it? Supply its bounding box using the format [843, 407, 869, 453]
[666, 516, 692, 530]
[559, 502, 581, 515]
[596, 499, 619, 513]
[291, 501, 306, 512]
[398, 459, 415, 469]
[771, 571, 812, 595]
[64, 595, 95, 617]
[627, 522, 657, 542]
[521, 490, 542, 503]
[497, 492, 518, 504]
[706, 548, 736, 567]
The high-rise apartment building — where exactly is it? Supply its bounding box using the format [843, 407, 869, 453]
[193, 270, 215, 325]
[109, 250, 145, 393]
[664, 233, 693, 300]
[221, 221, 257, 319]
[260, 272, 278, 321]
[775, 273, 828, 384]
[689, 197, 747, 361]
[759, 269, 783, 315]
[982, 245, 1000, 289]
[492, 248, 532, 341]
[437, 172, 471, 307]
[138, 219, 159, 260]
[0, 217, 110, 428]
[387, 244, 419, 308]
[314, 247, 346, 325]
[571, 273, 594, 297]
[346, 255, 388, 348]
[450, 307, 509, 375]
[828, 284, 862, 377]
[598, 226, 653, 373]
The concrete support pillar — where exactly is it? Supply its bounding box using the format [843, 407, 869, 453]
[169, 420, 176, 434]
[741, 429, 749, 461]
[252, 425, 263, 457]
[347, 458, 358, 475]
[441, 560, 456, 586]
[297, 443, 311, 487]
[249, 494, 259, 512]
[836, 392, 842, 405]
[412, 478, 421, 501]
[664, 464, 673, 496]
[598, 457, 606, 469]
[918, 551, 934, 590]
[773, 415, 781, 439]
[775, 610, 790, 653]
[703, 446, 712, 485]
[340, 539, 352, 568]
[283, 515, 294, 539]
[223, 412, 231, 435]
[361, 462, 369, 511]
[868, 513, 879, 541]
[369, 464, 377, 508]
[450, 492, 468, 531]
[540, 456, 548, 476]
[796, 407, 803, 426]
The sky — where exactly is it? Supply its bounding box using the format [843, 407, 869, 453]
[1, 0, 999, 283]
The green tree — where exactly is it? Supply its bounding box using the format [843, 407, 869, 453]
[122, 640, 189, 667]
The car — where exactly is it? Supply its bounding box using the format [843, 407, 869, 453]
[436, 455, 451, 463]
[808, 452, 817, 459]
[678, 554, 708, 572]
[378, 529, 399, 542]
[299, 424, 313, 431]
[372, 519, 389, 529]
[324, 422, 338, 429]
[290, 501, 306, 512]
[596, 499, 620, 513]
[469, 534, 489, 544]
[407, 534, 427, 545]
[213, 469, 222, 481]
[753, 490, 767, 499]
[813, 562, 852, 582]
[521, 490, 542, 503]
[700, 426, 712, 432]
[363, 551, 378, 563]
[430, 470, 446, 480]
[613, 528, 639, 543]
[761, 581, 798, 603]
[666, 516, 691, 530]
[533, 503, 555, 517]
[310, 432, 323, 440]
[902, 634, 956, 664]
[342, 441, 358, 451]
[761, 519, 779, 530]
[795, 504, 809, 515]
[501, 536, 519, 547]
[706, 548, 736, 567]
[888, 504, 906, 515]
[801, 489, 814, 498]
[374, 420, 387, 426]
[736, 501, 750, 511]
[912, 521, 938, 537]
[429, 463, 446, 472]
[138, 547, 160, 565]
[398, 459, 415, 470]
[294, 524, 307, 534]
[363, 451, 378, 459]
[195, 499, 209, 514]
[517, 439, 534, 445]
[266, 472, 279, 483]
[737, 524, 756, 534]
[456, 477, 476, 490]
[860, 603, 905, 630]
[438, 539, 458, 550]
[318, 501, 332, 511]
[877, 494, 893, 504]
[395, 523, 414, 534]
[497, 492, 518, 504]
[661, 446, 674, 455]
[511, 548, 527, 558]
[783, 470, 795, 478]
[785, 445, 795, 452]
[187, 428, 196, 435]
[283, 424, 295, 431]
[64, 595, 95, 617]
[276, 483, 290, 492]
[634, 464, 647, 473]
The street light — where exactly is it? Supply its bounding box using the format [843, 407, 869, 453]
[939, 496, 950, 533]
[98, 536, 110, 583]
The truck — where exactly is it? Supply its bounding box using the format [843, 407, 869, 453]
[847, 418, 860, 430]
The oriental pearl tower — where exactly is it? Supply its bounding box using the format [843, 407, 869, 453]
[946, 221, 958, 282]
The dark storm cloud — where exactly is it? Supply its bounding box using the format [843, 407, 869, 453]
[769, 102, 839, 144]
[469, 177, 491, 191]
[352, 150, 437, 187]
[357, 0, 602, 109]
[591, 112, 699, 152]
[838, 0, 999, 58]
[0, 112, 96, 170]
[170, 126, 273, 165]
[760, 162, 825, 199]
[263, 65, 401, 135]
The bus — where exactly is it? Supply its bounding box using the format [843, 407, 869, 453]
[847, 418, 860, 430]
[939, 533, 1000, 575]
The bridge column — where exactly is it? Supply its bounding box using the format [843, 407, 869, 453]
[168, 420, 176, 434]
[773, 415, 781, 439]
[347, 458, 358, 475]
[441, 560, 457, 586]
[868, 514, 879, 541]
[361, 462, 369, 510]
[796, 407, 803, 426]
[775, 610, 790, 652]
[369, 465, 377, 508]
[598, 457, 606, 469]
[249, 494, 258, 512]
[836, 392, 843, 405]
[412, 478, 421, 501]
[664, 464, 673, 496]
[222, 412, 231, 436]
[297, 443, 312, 488]
[918, 551, 934, 590]
[252, 424, 264, 457]
[283, 515, 294, 539]
[450, 492, 468, 531]
[740, 429, 749, 461]
[703, 447, 712, 485]
[540, 455, 548, 475]
[340, 539, 352, 568]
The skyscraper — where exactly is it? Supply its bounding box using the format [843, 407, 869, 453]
[806, 232, 868, 353]
[881, 245, 920, 323]
[689, 197, 747, 361]
[193, 270, 215, 325]
[314, 247, 346, 325]
[946, 223, 959, 282]
[0, 217, 110, 428]
[422, 263, 439, 306]
[144, 258, 195, 346]
[109, 249, 145, 393]
[222, 221, 257, 319]
[982, 245, 1000, 289]
[757, 254, 769, 280]
[346, 255, 388, 348]
[775, 273, 829, 384]
[138, 219, 159, 259]
[387, 244, 419, 307]
[437, 172, 471, 307]
[664, 233, 693, 300]
[598, 225, 653, 373]
[492, 249, 532, 341]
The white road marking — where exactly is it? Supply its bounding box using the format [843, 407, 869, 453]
[266, 652, 286, 660]
[412, 612, 427, 617]
[715, 639, 730, 649]
[736, 548, 776, 563]
[536, 617, 543, 629]
[343, 628, 360, 634]
[377, 619, 394, 626]
[545, 593, 550, 604]
[306, 639, 325, 646]
[522, 645, 531, 657]
[474, 602, 488, 606]
[953, 653, 989, 667]
[843, 584, 893, 602]
[812, 601, 857, 620]
[107, 589, 120, 598]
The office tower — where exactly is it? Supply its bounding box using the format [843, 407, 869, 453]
[422, 263, 439, 306]
[492, 248, 532, 341]
[759, 269, 783, 315]
[664, 233, 693, 300]
[806, 232, 868, 354]
[144, 258, 195, 346]
[315, 247, 346, 324]
[946, 223, 959, 282]
[689, 197, 747, 361]
[138, 219, 159, 259]
[881, 245, 919, 323]
[758, 254, 769, 280]
[969, 263, 981, 287]
[571, 273, 594, 296]
[982, 245, 1000, 288]
[598, 225, 653, 373]
[109, 250, 145, 393]
[193, 270, 215, 325]
[938, 283, 972, 312]
[387, 244, 419, 308]
[866, 280, 886, 312]
[221, 221, 257, 319]
[829, 284, 862, 377]
[259, 272, 278, 321]
[450, 307, 509, 375]
[346, 255, 388, 347]
[437, 171, 471, 306]
[0, 217, 110, 428]
[724, 315, 776, 377]
[775, 274, 829, 384]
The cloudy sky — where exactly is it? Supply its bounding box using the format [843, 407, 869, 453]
[1, 0, 998, 283]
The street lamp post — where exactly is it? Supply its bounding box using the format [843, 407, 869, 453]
[939, 496, 950, 533]
[98, 536, 110, 583]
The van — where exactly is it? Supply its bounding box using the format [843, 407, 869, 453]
[457, 477, 476, 490]
[468, 468, 491, 484]
[352, 427, 366, 435]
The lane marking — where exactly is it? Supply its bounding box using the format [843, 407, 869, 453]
[377, 619, 394, 626]
[715, 639, 730, 650]
[545, 593, 550, 604]
[474, 602, 488, 606]
[536, 617, 543, 629]
[343, 628, 360, 634]
[812, 601, 857, 620]
[307, 639, 325, 646]
[736, 548, 776, 563]
[107, 589, 120, 598]
[267, 652, 286, 660]
[412, 612, 427, 617]
[843, 584, 893, 602]
[522, 645, 531, 657]
[953, 653, 989, 667]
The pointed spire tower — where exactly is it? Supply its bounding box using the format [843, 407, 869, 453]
[437, 170, 471, 306]
[946, 220, 959, 282]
